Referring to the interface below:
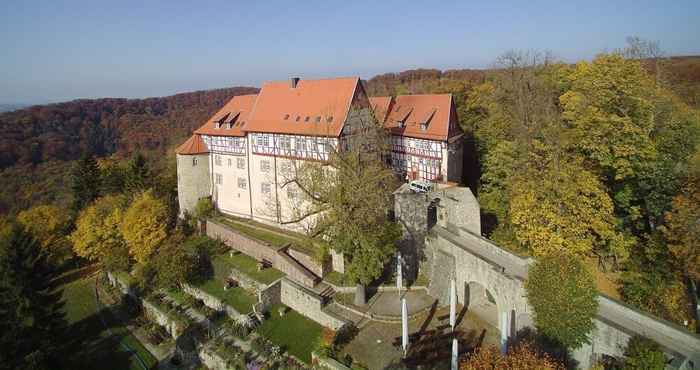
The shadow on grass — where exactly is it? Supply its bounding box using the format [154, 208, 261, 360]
[58, 308, 142, 370]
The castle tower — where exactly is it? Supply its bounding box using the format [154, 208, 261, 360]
[175, 134, 211, 217]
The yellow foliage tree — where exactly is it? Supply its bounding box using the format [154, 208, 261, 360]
[460, 342, 564, 370]
[70, 195, 128, 262]
[509, 151, 631, 262]
[120, 190, 168, 264]
[17, 204, 71, 263]
[560, 54, 657, 181]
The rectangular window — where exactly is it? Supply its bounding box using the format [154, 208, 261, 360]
[237, 178, 247, 189]
[215, 173, 223, 185]
[215, 155, 221, 166]
[227, 158, 232, 167]
[192, 158, 198, 166]
[260, 160, 271, 173]
[296, 138, 306, 152]
[261, 182, 271, 194]
[256, 134, 270, 147]
[280, 136, 291, 150]
[237, 158, 245, 169]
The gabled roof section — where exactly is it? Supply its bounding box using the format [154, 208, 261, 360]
[175, 134, 208, 155]
[194, 94, 258, 137]
[371, 94, 461, 141]
[242, 77, 360, 137]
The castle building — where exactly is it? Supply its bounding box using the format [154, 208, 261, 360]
[176, 77, 463, 230]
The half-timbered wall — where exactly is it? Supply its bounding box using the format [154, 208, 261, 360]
[390, 135, 444, 181]
[201, 135, 247, 155]
[250, 133, 337, 162]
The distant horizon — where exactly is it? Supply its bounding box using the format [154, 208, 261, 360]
[3, 0, 699, 104]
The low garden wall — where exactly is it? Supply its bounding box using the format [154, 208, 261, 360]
[182, 283, 249, 321]
[312, 352, 351, 370]
[228, 267, 267, 294]
[280, 278, 348, 331]
[142, 299, 185, 339]
[259, 280, 282, 312]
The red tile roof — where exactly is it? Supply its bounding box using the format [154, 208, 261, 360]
[242, 77, 360, 137]
[370, 94, 460, 141]
[175, 134, 208, 155]
[194, 94, 258, 137]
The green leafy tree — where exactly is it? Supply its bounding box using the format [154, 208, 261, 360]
[525, 252, 598, 350]
[70, 195, 129, 269]
[120, 190, 168, 263]
[99, 158, 126, 194]
[151, 233, 205, 289]
[280, 109, 400, 304]
[0, 221, 65, 369]
[194, 197, 215, 219]
[622, 336, 666, 370]
[70, 153, 101, 213]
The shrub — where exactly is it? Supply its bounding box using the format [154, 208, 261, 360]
[622, 336, 665, 370]
[194, 197, 214, 219]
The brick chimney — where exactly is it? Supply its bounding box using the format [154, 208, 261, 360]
[290, 77, 300, 88]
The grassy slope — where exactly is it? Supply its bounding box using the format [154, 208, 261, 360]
[59, 269, 157, 370]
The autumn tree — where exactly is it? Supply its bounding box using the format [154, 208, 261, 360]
[124, 152, 151, 194]
[279, 108, 400, 305]
[120, 190, 168, 264]
[151, 233, 207, 289]
[70, 195, 130, 271]
[621, 336, 666, 370]
[16, 204, 72, 265]
[460, 342, 564, 370]
[70, 153, 101, 213]
[525, 252, 598, 350]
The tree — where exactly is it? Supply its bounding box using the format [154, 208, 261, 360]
[460, 342, 564, 370]
[525, 252, 598, 350]
[622, 336, 666, 370]
[120, 190, 168, 263]
[150, 233, 204, 289]
[278, 108, 400, 304]
[0, 221, 65, 369]
[16, 204, 72, 265]
[124, 152, 150, 194]
[70, 195, 129, 269]
[70, 153, 101, 213]
[99, 157, 126, 194]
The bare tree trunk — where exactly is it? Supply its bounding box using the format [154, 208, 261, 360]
[354, 283, 367, 306]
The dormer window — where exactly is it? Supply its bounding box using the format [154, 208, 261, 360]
[304, 116, 310, 122]
[326, 116, 333, 123]
[420, 123, 427, 131]
[284, 114, 290, 120]
[315, 116, 321, 123]
[295, 116, 301, 122]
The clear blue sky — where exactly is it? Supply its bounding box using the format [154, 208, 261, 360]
[2, 0, 699, 103]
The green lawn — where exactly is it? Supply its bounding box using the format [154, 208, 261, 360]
[214, 253, 284, 285]
[59, 270, 158, 370]
[195, 279, 257, 314]
[256, 304, 323, 363]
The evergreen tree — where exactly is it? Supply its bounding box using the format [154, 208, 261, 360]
[124, 152, 150, 194]
[0, 221, 65, 369]
[70, 153, 101, 213]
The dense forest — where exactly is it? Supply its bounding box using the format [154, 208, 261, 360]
[0, 86, 257, 213]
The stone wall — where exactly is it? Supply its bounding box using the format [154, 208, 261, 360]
[142, 299, 185, 339]
[312, 351, 351, 370]
[280, 278, 348, 330]
[198, 347, 229, 370]
[106, 271, 137, 298]
[182, 283, 249, 321]
[207, 219, 319, 287]
[288, 248, 330, 277]
[228, 267, 268, 294]
[259, 280, 282, 312]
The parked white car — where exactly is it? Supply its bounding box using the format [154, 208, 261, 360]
[409, 180, 433, 193]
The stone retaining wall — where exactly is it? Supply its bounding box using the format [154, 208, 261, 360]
[198, 347, 230, 370]
[228, 267, 267, 294]
[312, 351, 351, 370]
[207, 219, 319, 287]
[182, 283, 249, 321]
[142, 299, 185, 339]
[106, 271, 136, 298]
[280, 278, 348, 330]
[288, 248, 330, 277]
[259, 280, 282, 312]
